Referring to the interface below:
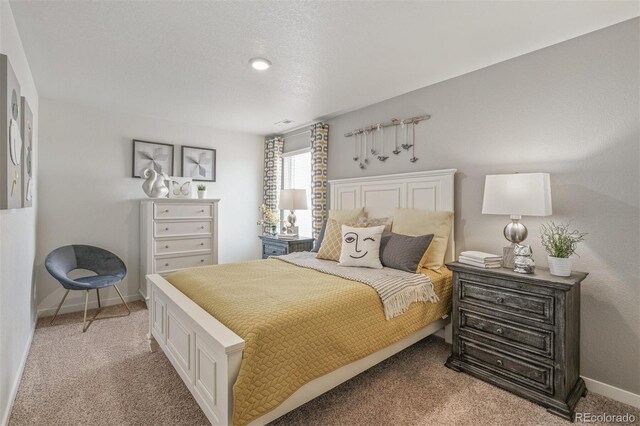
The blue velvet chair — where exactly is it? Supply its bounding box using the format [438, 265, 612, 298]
[45, 245, 130, 332]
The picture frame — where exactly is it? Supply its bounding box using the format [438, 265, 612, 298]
[168, 176, 192, 199]
[181, 145, 216, 182]
[132, 139, 174, 178]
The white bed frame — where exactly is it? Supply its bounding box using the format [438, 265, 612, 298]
[147, 169, 457, 426]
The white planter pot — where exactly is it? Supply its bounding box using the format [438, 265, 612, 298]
[548, 256, 572, 277]
[197, 190, 206, 199]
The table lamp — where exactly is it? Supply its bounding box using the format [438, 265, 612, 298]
[482, 173, 552, 272]
[278, 189, 308, 235]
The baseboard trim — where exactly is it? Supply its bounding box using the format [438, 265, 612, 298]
[37, 293, 141, 318]
[582, 376, 640, 409]
[1, 323, 35, 426]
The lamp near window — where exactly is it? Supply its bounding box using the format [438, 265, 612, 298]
[482, 173, 552, 272]
[279, 189, 308, 235]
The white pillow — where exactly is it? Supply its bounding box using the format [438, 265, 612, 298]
[338, 225, 385, 269]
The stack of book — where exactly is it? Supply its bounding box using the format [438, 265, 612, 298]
[277, 233, 298, 240]
[459, 251, 502, 269]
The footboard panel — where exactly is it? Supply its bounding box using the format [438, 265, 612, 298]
[148, 274, 244, 426]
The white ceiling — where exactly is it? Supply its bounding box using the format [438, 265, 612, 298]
[9, 1, 639, 135]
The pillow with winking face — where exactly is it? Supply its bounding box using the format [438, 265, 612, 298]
[338, 225, 385, 269]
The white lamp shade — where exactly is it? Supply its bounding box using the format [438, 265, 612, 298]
[278, 189, 308, 210]
[482, 173, 552, 216]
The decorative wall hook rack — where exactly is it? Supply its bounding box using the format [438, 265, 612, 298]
[343, 114, 430, 138]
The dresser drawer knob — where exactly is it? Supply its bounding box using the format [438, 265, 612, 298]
[495, 328, 503, 335]
[200, 226, 205, 229]
[496, 359, 503, 367]
[165, 227, 169, 231]
[200, 209, 205, 213]
[165, 245, 169, 249]
[165, 263, 169, 267]
[200, 242, 204, 246]
[200, 259, 204, 262]
[496, 297, 504, 304]
[164, 209, 169, 213]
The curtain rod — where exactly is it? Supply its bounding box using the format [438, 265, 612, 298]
[343, 114, 431, 137]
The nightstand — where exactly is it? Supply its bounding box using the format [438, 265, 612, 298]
[259, 235, 314, 259]
[445, 262, 588, 421]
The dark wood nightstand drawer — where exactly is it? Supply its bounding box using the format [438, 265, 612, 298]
[459, 337, 554, 395]
[263, 244, 287, 257]
[460, 278, 554, 325]
[459, 308, 554, 359]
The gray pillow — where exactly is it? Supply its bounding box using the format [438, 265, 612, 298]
[310, 220, 327, 252]
[379, 232, 434, 273]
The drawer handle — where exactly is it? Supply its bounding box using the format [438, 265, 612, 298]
[200, 259, 204, 262]
[165, 227, 169, 231]
[200, 242, 204, 246]
[200, 226, 205, 229]
[496, 297, 504, 304]
[165, 245, 169, 249]
[495, 328, 503, 335]
[496, 359, 503, 367]
[200, 209, 205, 213]
[164, 209, 169, 213]
[165, 263, 169, 267]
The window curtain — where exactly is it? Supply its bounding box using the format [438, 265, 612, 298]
[262, 136, 284, 234]
[310, 123, 329, 238]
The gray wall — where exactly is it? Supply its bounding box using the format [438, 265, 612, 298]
[36, 98, 264, 316]
[0, 2, 39, 423]
[324, 19, 639, 394]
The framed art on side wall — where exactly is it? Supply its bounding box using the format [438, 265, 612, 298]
[21, 96, 33, 208]
[132, 139, 174, 178]
[181, 145, 216, 182]
[0, 54, 22, 209]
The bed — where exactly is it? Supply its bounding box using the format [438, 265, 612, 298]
[147, 169, 457, 425]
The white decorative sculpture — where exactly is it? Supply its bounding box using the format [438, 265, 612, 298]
[142, 168, 169, 198]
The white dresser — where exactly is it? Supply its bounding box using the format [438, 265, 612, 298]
[139, 198, 219, 302]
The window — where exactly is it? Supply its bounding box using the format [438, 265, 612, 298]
[282, 149, 312, 237]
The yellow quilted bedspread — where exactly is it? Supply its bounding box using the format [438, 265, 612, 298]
[167, 259, 452, 425]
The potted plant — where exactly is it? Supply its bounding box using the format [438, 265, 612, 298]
[197, 184, 207, 199]
[540, 222, 586, 277]
[257, 204, 280, 235]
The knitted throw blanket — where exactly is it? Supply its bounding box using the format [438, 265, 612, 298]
[275, 252, 439, 319]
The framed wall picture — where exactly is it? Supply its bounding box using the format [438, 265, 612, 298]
[132, 139, 174, 178]
[181, 145, 216, 182]
[0, 54, 22, 209]
[21, 96, 33, 208]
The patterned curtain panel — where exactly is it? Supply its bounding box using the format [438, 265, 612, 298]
[262, 136, 284, 234]
[310, 123, 329, 238]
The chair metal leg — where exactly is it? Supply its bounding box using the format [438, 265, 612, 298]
[82, 290, 90, 332]
[113, 285, 131, 315]
[49, 289, 70, 326]
[96, 288, 101, 308]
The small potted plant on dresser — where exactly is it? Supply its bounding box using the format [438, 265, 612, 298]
[540, 222, 586, 276]
[197, 184, 207, 199]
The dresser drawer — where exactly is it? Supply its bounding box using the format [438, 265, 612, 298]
[460, 309, 553, 358]
[154, 203, 212, 219]
[156, 253, 213, 273]
[263, 244, 287, 257]
[154, 221, 211, 237]
[460, 279, 554, 324]
[459, 337, 554, 395]
[155, 237, 211, 255]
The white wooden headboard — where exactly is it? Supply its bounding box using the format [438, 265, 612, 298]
[329, 169, 457, 263]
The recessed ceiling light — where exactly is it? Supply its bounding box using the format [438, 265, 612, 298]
[249, 57, 272, 71]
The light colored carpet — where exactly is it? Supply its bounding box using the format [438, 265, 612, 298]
[9, 302, 639, 426]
